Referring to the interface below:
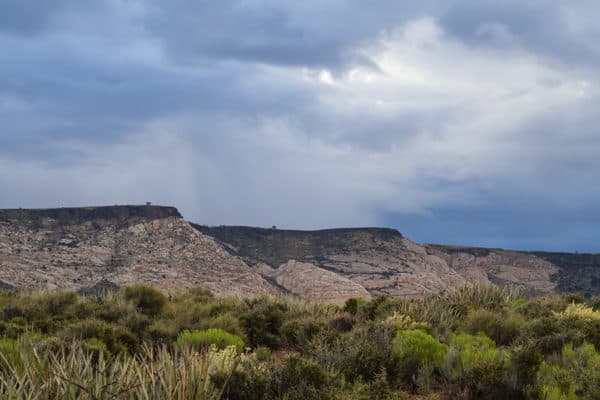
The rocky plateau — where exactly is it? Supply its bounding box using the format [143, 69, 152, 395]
[0, 205, 598, 303]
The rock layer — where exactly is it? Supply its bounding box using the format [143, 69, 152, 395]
[0, 206, 274, 297]
[265, 260, 372, 304]
[195, 225, 467, 298]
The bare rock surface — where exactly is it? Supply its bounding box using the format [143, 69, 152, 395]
[0, 206, 275, 297]
[195, 225, 467, 298]
[2, 206, 598, 300]
[266, 260, 371, 304]
[425, 245, 559, 295]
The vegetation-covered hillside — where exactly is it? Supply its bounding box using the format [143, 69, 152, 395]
[0, 285, 599, 399]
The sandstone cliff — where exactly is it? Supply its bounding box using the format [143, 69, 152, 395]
[0, 206, 275, 297]
[2, 206, 599, 301]
[195, 225, 600, 298]
[194, 225, 466, 298]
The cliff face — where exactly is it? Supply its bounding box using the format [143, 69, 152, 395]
[2, 206, 599, 301]
[194, 225, 466, 298]
[0, 206, 275, 297]
[425, 245, 559, 295]
[195, 225, 600, 298]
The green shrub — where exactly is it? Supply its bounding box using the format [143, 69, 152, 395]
[123, 285, 167, 317]
[446, 333, 512, 399]
[309, 323, 400, 383]
[463, 309, 524, 346]
[0, 320, 26, 338]
[275, 355, 336, 400]
[394, 329, 447, 367]
[328, 312, 357, 333]
[510, 343, 543, 394]
[198, 312, 246, 339]
[282, 316, 326, 348]
[518, 316, 584, 355]
[175, 328, 244, 352]
[343, 298, 367, 316]
[213, 353, 274, 400]
[239, 298, 286, 348]
[393, 329, 447, 387]
[58, 319, 137, 354]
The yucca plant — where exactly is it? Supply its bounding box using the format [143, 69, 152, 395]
[0, 339, 239, 399]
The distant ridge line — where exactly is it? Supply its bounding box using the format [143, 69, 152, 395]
[0, 205, 181, 224]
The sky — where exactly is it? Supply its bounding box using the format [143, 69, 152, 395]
[1, 1, 600, 252]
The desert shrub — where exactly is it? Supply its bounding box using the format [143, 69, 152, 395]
[175, 328, 244, 352]
[239, 298, 286, 348]
[335, 374, 407, 400]
[274, 355, 336, 400]
[534, 342, 600, 400]
[198, 312, 246, 339]
[0, 321, 26, 338]
[555, 343, 600, 398]
[42, 291, 79, 316]
[90, 296, 137, 323]
[58, 319, 137, 354]
[384, 312, 430, 332]
[343, 298, 367, 316]
[213, 351, 275, 400]
[328, 312, 357, 333]
[148, 319, 179, 342]
[393, 329, 447, 390]
[562, 293, 586, 305]
[119, 312, 152, 338]
[359, 296, 398, 321]
[513, 298, 553, 318]
[554, 302, 600, 321]
[82, 337, 109, 359]
[463, 309, 524, 346]
[536, 362, 577, 400]
[0, 291, 81, 333]
[309, 323, 400, 383]
[442, 284, 516, 313]
[509, 343, 543, 394]
[186, 287, 215, 302]
[281, 316, 327, 348]
[518, 316, 584, 355]
[123, 285, 167, 317]
[394, 297, 462, 338]
[163, 300, 211, 330]
[445, 333, 512, 399]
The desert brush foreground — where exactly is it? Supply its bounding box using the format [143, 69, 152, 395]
[0, 284, 599, 399]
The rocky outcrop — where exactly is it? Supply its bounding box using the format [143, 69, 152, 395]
[3, 206, 599, 300]
[425, 245, 559, 295]
[195, 225, 466, 298]
[196, 225, 600, 298]
[263, 260, 372, 304]
[0, 206, 275, 297]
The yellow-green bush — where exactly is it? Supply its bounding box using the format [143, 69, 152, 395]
[445, 333, 513, 399]
[175, 328, 245, 352]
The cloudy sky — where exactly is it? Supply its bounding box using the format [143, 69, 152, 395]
[1, 1, 599, 252]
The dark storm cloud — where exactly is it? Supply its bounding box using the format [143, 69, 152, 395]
[1, 1, 600, 251]
[142, 0, 443, 68]
[0, 0, 75, 35]
[441, 0, 600, 65]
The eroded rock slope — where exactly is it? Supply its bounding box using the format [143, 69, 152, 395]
[0, 206, 274, 297]
[194, 226, 466, 298]
[195, 225, 600, 298]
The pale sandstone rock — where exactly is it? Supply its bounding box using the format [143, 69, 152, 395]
[271, 260, 371, 304]
[0, 207, 275, 297]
